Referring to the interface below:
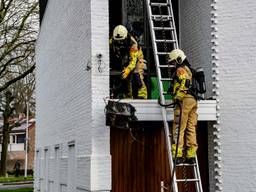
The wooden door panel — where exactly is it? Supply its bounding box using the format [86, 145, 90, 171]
[110, 122, 208, 192]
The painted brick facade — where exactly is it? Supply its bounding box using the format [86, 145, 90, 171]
[179, 0, 212, 99]
[35, 0, 110, 191]
[179, 0, 217, 191]
[180, 0, 256, 191]
[216, 0, 256, 191]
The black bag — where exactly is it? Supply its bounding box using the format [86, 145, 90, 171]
[105, 100, 138, 129]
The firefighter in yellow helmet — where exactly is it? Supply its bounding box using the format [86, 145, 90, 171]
[169, 49, 198, 164]
[110, 25, 147, 99]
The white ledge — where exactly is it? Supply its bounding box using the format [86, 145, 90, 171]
[116, 99, 217, 121]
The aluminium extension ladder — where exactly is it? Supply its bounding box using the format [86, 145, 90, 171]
[145, 0, 203, 191]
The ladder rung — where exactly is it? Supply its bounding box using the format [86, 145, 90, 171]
[176, 178, 199, 182]
[158, 65, 175, 68]
[157, 52, 169, 55]
[176, 163, 196, 167]
[161, 78, 171, 81]
[150, 2, 169, 6]
[155, 39, 176, 43]
[153, 27, 174, 31]
[152, 15, 172, 21]
[146, 1, 203, 190]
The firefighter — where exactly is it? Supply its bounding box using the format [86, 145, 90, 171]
[169, 49, 198, 164]
[111, 25, 147, 99]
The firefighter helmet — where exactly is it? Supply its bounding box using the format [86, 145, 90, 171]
[113, 25, 128, 41]
[168, 49, 186, 64]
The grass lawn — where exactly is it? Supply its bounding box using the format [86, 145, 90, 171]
[0, 176, 33, 183]
[0, 188, 33, 192]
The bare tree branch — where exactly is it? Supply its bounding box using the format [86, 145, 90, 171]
[0, 0, 38, 176]
[0, 64, 35, 92]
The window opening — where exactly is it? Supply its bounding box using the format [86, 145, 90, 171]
[17, 134, 26, 143]
[109, 0, 179, 99]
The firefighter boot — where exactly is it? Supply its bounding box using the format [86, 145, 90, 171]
[185, 147, 196, 164]
[172, 144, 183, 165]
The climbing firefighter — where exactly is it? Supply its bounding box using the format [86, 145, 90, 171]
[169, 49, 198, 164]
[110, 25, 147, 99]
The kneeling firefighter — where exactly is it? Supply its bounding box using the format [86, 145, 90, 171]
[111, 25, 147, 99]
[169, 49, 198, 164]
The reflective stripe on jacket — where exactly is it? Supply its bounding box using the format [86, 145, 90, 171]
[173, 65, 192, 99]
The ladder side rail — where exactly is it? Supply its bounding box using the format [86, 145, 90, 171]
[146, 2, 204, 192]
[194, 155, 203, 192]
[165, 3, 205, 192]
[146, 1, 165, 106]
[166, 0, 179, 49]
[145, 0, 172, 171]
[145, 0, 172, 167]
[162, 108, 178, 192]
[145, 1, 178, 192]
[166, 3, 204, 191]
[193, 163, 200, 192]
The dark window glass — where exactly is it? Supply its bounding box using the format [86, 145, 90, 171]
[17, 134, 25, 143]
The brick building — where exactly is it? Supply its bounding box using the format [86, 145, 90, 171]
[0, 117, 35, 172]
[35, 0, 256, 192]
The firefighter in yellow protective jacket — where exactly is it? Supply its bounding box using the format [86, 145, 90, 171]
[169, 49, 198, 164]
[111, 25, 147, 99]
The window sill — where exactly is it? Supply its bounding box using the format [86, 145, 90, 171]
[112, 99, 217, 121]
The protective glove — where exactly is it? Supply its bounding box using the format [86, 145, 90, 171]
[121, 68, 131, 79]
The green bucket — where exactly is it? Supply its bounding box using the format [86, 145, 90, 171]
[150, 77, 173, 100]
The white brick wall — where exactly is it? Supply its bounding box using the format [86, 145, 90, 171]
[179, 1, 217, 191]
[36, 0, 111, 191]
[181, 0, 256, 191]
[216, 0, 256, 191]
[179, 0, 213, 99]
